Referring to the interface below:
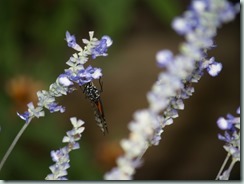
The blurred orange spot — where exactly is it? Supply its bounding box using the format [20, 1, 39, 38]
[5, 75, 44, 111]
[95, 140, 124, 170]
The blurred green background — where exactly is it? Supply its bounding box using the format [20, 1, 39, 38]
[0, 0, 240, 180]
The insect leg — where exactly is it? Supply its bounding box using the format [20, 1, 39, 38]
[98, 77, 103, 92]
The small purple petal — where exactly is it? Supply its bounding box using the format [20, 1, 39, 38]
[65, 31, 76, 48]
[217, 117, 231, 130]
[207, 62, 222, 77]
[51, 150, 60, 162]
[17, 111, 30, 122]
[156, 50, 173, 67]
[172, 17, 190, 35]
[236, 107, 240, 114]
[191, 0, 208, 13]
[91, 36, 112, 59]
[102, 35, 113, 47]
[48, 103, 65, 113]
[58, 74, 73, 87]
[77, 66, 103, 85]
[91, 68, 102, 79]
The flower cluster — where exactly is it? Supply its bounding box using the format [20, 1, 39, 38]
[105, 0, 239, 180]
[216, 107, 240, 180]
[104, 110, 158, 180]
[45, 117, 85, 180]
[17, 31, 112, 124]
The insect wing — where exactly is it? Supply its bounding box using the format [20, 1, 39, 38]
[91, 99, 108, 135]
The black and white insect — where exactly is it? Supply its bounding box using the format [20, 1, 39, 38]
[81, 78, 108, 135]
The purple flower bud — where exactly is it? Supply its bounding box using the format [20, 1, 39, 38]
[207, 62, 222, 77]
[65, 31, 82, 51]
[91, 36, 113, 59]
[217, 117, 232, 130]
[48, 102, 65, 113]
[156, 50, 173, 67]
[236, 107, 240, 114]
[65, 31, 77, 48]
[58, 74, 73, 87]
[17, 111, 30, 122]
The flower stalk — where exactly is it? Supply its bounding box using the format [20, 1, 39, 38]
[104, 0, 240, 180]
[216, 107, 240, 180]
[0, 122, 30, 172]
[0, 31, 112, 174]
[45, 117, 85, 180]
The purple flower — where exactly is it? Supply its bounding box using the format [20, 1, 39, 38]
[191, 0, 209, 13]
[217, 109, 240, 146]
[104, 0, 240, 180]
[172, 11, 199, 35]
[58, 74, 74, 87]
[216, 107, 240, 180]
[46, 118, 85, 180]
[172, 17, 191, 35]
[156, 50, 174, 67]
[218, 131, 232, 143]
[217, 117, 232, 130]
[206, 61, 222, 77]
[17, 111, 30, 123]
[65, 31, 82, 51]
[91, 36, 113, 59]
[64, 69, 80, 82]
[77, 66, 102, 86]
[65, 31, 77, 48]
[48, 102, 65, 113]
[219, 1, 238, 23]
[236, 107, 240, 114]
[17, 102, 44, 122]
[50, 148, 69, 163]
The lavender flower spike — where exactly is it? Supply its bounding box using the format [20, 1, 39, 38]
[216, 107, 240, 180]
[17, 31, 112, 124]
[45, 117, 85, 180]
[105, 0, 239, 180]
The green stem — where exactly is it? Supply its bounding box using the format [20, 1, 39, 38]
[215, 153, 231, 180]
[226, 158, 238, 178]
[0, 122, 30, 172]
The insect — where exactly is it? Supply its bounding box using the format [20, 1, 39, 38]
[81, 78, 108, 135]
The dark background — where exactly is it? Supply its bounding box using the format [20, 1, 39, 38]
[0, 0, 240, 180]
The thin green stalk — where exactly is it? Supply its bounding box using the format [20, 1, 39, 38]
[226, 159, 238, 177]
[215, 153, 231, 180]
[0, 122, 30, 172]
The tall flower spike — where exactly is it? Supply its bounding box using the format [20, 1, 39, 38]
[216, 107, 240, 180]
[105, 0, 239, 180]
[4, 31, 112, 178]
[46, 117, 85, 180]
[17, 31, 112, 124]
